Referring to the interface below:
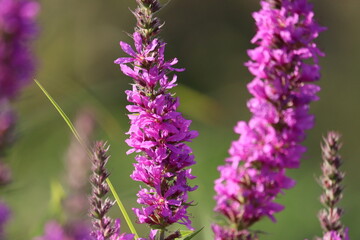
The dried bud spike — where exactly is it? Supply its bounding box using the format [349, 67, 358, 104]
[133, 0, 164, 41]
[318, 131, 349, 239]
[90, 141, 116, 239]
[137, 0, 161, 12]
[89, 142, 135, 240]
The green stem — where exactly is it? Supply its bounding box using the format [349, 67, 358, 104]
[159, 229, 165, 240]
[107, 178, 139, 239]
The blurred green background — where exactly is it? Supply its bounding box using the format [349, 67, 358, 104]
[2, 0, 360, 239]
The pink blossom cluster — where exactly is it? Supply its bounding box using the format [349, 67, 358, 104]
[213, 0, 325, 238]
[115, 28, 198, 230]
[114, 1, 198, 232]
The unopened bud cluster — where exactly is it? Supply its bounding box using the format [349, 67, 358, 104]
[91, 142, 116, 239]
[317, 132, 348, 240]
[133, 0, 163, 41]
[90, 142, 135, 240]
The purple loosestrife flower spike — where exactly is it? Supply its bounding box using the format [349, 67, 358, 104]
[0, 0, 39, 186]
[90, 142, 135, 240]
[115, 0, 198, 234]
[0, 0, 39, 100]
[213, 0, 325, 238]
[316, 132, 349, 240]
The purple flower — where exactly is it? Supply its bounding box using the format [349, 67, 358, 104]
[115, 0, 198, 233]
[34, 221, 92, 240]
[34, 221, 65, 240]
[213, 0, 324, 237]
[322, 229, 349, 240]
[212, 224, 256, 240]
[0, 201, 10, 239]
[0, 3, 39, 228]
[0, 0, 39, 100]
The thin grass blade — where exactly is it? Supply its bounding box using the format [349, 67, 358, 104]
[106, 178, 139, 239]
[34, 79, 139, 238]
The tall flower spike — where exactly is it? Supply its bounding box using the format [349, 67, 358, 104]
[90, 142, 135, 240]
[0, 0, 39, 186]
[316, 132, 349, 240]
[213, 0, 325, 238]
[0, 1, 38, 238]
[115, 0, 198, 237]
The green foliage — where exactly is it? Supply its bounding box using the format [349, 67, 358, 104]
[178, 227, 204, 240]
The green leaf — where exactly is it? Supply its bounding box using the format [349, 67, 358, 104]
[179, 230, 193, 238]
[178, 227, 204, 240]
[34, 79, 88, 152]
[34, 79, 139, 239]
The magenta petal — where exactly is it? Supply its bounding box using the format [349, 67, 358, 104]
[120, 41, 136, 57]
[133, 32, 143, 52]
[120, 64, 137, 78]
[114, 57, 134, 64]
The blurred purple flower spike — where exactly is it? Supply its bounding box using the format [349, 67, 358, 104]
[0, 0, 39, 100]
